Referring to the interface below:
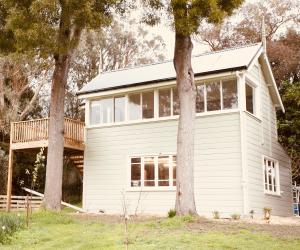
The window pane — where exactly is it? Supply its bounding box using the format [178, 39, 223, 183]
[131, 158, 141, 187]
[196, 85, 205, 113]
[158, 156, 169, 186]
[173, 156, 176, 186]
[206, 82, 221, 111]
[142, 92, 154, 119]
[159, 89, 171, 117]
[144, 157, 155, 186]
[246, 84, 254, 114]
[128, 93, 141, 120]
[90, 101, 101, 125]
[172, 87, 180, 115]
[114, 96, 125, 122]
[222, 80, 238, 109]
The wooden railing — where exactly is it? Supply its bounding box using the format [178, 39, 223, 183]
[11, 118, 84, 145]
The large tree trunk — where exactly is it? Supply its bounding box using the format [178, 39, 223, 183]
[44, 54, 71, 211]
[174, 33, 197, 216]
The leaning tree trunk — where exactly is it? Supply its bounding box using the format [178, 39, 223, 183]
[44, 54, 71, 211]
[174, 33, 197, 216]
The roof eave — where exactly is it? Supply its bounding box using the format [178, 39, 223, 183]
[259, 53, 285, 113]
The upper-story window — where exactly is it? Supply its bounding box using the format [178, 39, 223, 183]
[90, 96, 125, 125]
[89, 78, 238, 126]
[246, 83, 254, 114]
[196, 79, 238, 113]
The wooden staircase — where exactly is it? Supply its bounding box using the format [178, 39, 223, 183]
[69, 155, 84, 176]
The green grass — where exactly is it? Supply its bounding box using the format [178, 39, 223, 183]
[1, 211, 300, 250]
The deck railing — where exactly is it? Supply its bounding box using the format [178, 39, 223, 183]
[11, 118, 84, 145]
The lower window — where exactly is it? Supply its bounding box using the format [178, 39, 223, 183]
[263, 157, 280, 195]
[130, 155, 176, 188]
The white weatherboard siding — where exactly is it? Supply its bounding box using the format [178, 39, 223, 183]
[245, 61, 293, 217]
[83, 112, 242, 216]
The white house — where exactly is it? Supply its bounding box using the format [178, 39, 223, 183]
[77, 43, 293, 218]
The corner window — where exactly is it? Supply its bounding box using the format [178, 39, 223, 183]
[196, 85, 205, 112]
[263, 157, 280, 195]
[246, 83, 254, 114]
[114, 96, 125, 122]
[172, 87, 180, 115]
[130, 155, 176, 188]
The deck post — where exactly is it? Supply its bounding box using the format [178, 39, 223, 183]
[6, 123, 14, 212]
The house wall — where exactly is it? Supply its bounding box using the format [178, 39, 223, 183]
[83, 112, 243, 216]
[245, 61, 293, 217]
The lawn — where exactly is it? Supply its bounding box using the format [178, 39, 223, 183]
[1, 211, 300, 250]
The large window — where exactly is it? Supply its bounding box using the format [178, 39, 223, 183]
[196, 79, 238, 113]
[246, 83, 254, 114]
[263, 157, 280, 195]
[90, 98, 114, 125]
[130, 155, 176, 188]
[89, 78, 238, 126]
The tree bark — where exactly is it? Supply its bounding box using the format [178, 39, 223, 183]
[174, 33, 197, 216]
[44, 54, 70, 211]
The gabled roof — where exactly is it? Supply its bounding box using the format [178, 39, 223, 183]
[77, 42, 284, 112]
[78, 43, 262, 95]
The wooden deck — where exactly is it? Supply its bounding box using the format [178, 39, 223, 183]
[11, 118, 85, 151]
[6, 117, 85, 212]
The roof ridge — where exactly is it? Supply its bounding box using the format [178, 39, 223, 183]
[98, 42, 262, 76]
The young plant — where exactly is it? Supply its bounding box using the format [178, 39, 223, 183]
[212, 211, 220, 219]
[168, 209, 176, 218]
[249, 210, 255, 219]
[231, 214, 241, 220]
[263, 207, 272, 222]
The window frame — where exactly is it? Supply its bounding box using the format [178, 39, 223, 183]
[87, 76, 240, 128]
[262, 155, 281, 196]
[127, 153, 177, 191]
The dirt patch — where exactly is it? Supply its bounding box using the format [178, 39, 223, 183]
[187, 217, 300, 238]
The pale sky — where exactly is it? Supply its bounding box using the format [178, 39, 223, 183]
[143, 0, 261, 60]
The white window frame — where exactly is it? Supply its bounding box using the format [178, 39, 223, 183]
[245, 78, 259, 118]
[262, 155, 281, 196]
[87, 76, 240, 129]
[127, 153, 176, 191]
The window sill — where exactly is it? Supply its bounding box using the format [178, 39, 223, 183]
[126, 187, 176, 192]
[244, 111, 262, 122]
[86, 109, 240, 129]
[264, 191, 281, 197]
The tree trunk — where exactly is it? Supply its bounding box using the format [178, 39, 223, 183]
[44, 54, 70, 211]
[174, 33, 197, 216]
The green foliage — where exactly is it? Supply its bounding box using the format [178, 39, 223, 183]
[0, 213, 24, 244]
[278, 82, 300, 182]
[142, 0, 244, 35]
[168, 209, 176, 218]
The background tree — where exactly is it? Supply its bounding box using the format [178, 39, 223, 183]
[197, 0, 300, 184]
[1, 0, 130, 210]
[142, 0, 244, 215]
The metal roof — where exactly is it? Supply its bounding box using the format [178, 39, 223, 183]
[78, 43, 262, 95]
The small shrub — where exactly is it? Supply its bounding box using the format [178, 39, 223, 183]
[249, 210, 254, 219]
[168, 209, 176, 218]
[0, 213, 24, 244]
[212, 211, 220, 219]
[231, 213, 241, 220]
[263, 207, 272, 221]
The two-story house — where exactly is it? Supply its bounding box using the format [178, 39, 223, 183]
[77, 43, 293, 217]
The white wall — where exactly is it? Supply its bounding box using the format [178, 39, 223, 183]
[245, 61, 293, 217]
[83, 112, 243, 216]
